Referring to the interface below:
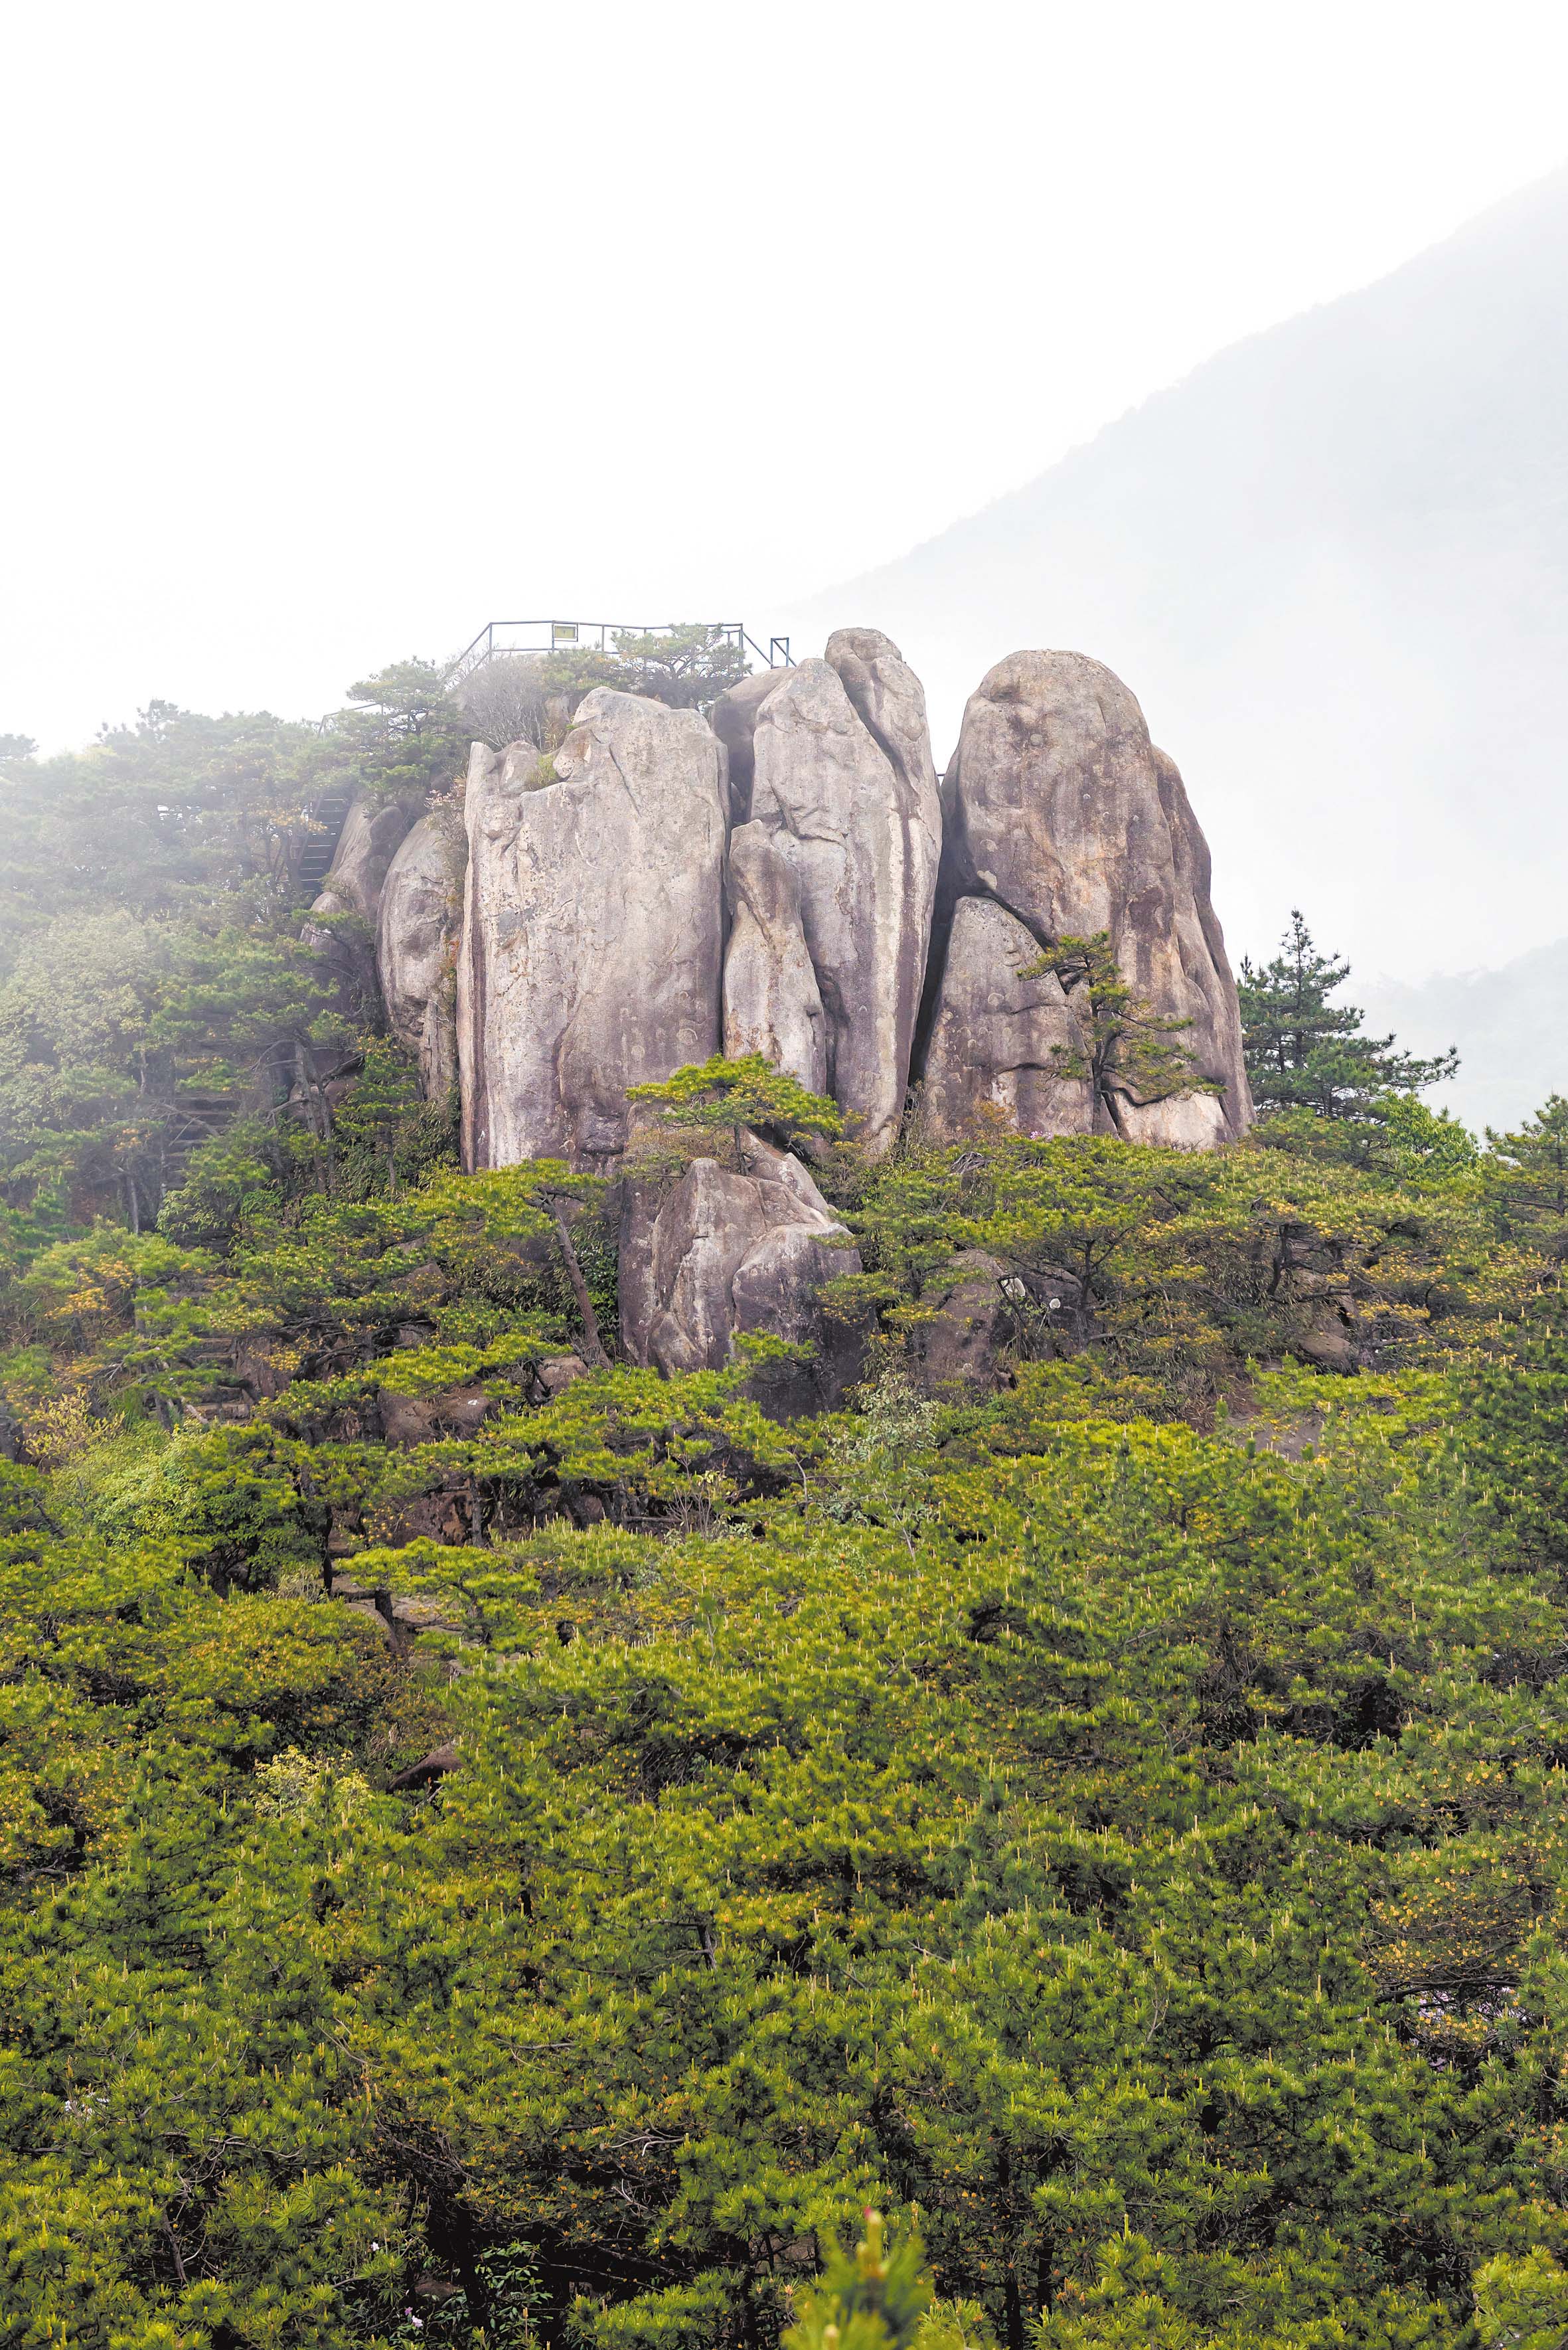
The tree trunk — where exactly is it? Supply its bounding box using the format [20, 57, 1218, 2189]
[550, 1203, 611, 1369]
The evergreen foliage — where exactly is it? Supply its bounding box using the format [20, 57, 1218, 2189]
[1239, 910, 1459, 1122]
[538, 624, 753, 715]
[1484, 1093, 1568, 1248]
[627, 1053, 843, 1140]
[1022, 932, 1221, 1119]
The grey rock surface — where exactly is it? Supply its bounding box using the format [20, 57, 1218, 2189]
[305, 790, 424, 1003]
[457, 692, 727, 1169]
[619, 1134, 863, 1416]
[825, 625, 941, 818]
[311, 790, 424, 929]
[710, 667, 791, 824]
[921, 896, 1095, 1141]
[742, 642, 941, 1155]
[938, 651, 1251, 1145]
[379, 1385, 493, 1446]
[378, 803, 467, 1102]
[721, 820, 828, 1091]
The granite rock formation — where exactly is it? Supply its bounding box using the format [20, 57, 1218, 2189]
[377, 803, 467, 1102]
[457, 690, 727, 1169]
[619, 1134, 863, 1417]
[920, 896, 1096, 1141]
[928, 649, 1251, 1145]
[709, 666, 788, 823]
[720, 632, 941, 1157]
[369, 629, 1251, 1413]
[721, 821, 828, 1092]
[908, 1248, 1020, 1390]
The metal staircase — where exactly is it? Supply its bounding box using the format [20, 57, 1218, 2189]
[296, 783, 356, 898]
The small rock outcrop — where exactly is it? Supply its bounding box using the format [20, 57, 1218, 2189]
[306, 790, 423, 999]
[723, 633, 941, 1156]
[457, 691, 727, 1170]
[619, 1134, 863, 1417]
[921, 896, 1095, 1140]
[378, 1385, 492, 1446]
[931, 650, 1251, 1145]
[378, 804, 467, 1102]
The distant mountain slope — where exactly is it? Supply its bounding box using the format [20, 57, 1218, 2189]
[1359, 937, 1568, 1134]
[782, 168, 1568, 989]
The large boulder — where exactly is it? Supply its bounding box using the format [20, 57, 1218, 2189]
[378, 804, 467, 1102]
[378, 1384, 492, 1446]
[457, 692, 727, 1169]
[620, 1134, 863, 1418]
[937, 651, 1251, 1145]
[921, 896, 1096, 1141]
[731, 637, 941, 1156]
[909, 1249, 1085, 1389]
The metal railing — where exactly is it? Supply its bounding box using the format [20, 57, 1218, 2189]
[451, 619, 793, 683]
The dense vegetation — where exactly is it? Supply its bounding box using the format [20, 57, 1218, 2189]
[5, 679, 1568, 2349]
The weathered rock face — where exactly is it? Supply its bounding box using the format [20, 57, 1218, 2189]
[378, 1385, 492, 1446]
[729, 635, 941, 1155]
[825, 626, 941, 816]
[935, 651, 1251, 1145]
[721, 821, 828, 1092]
[305, 790, 424, 1001]
[311, 791, 424, 930]
[921, 896, 1096, 1141]
[619, 1134, 863, 1417]
[378, 804, 467, 1102]
[710, 667, 789, 824]
[457, 691, 727, 1169]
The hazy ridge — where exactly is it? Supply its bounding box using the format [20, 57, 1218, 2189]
[783, 167, 1568, 1118]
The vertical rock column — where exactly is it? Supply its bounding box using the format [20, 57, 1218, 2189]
[456, 689, 728, 1170]
[377, 803, 468, 1102]
[717, 630, 941, 1158]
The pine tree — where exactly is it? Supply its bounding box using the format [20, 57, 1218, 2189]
[627, 1052, 846, 1162]
[1239, 908, 1458, 1118]
[1023, 932, 1221, 1123]
[1486, 1092, 1568, 1238]
[1453, 1284, 1568, 1566]
[784, 2214, 936, 2350]
[333, 1036, 426, 1195]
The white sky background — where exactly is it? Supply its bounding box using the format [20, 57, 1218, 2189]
[4, 0, 1568, 768]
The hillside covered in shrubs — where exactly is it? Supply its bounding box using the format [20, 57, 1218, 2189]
[5, 671, 1568, 2348]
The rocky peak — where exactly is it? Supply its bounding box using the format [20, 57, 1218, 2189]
[373, 631, 1249, 1405]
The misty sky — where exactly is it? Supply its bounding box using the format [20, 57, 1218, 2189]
[5, 1, 1568, 844]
